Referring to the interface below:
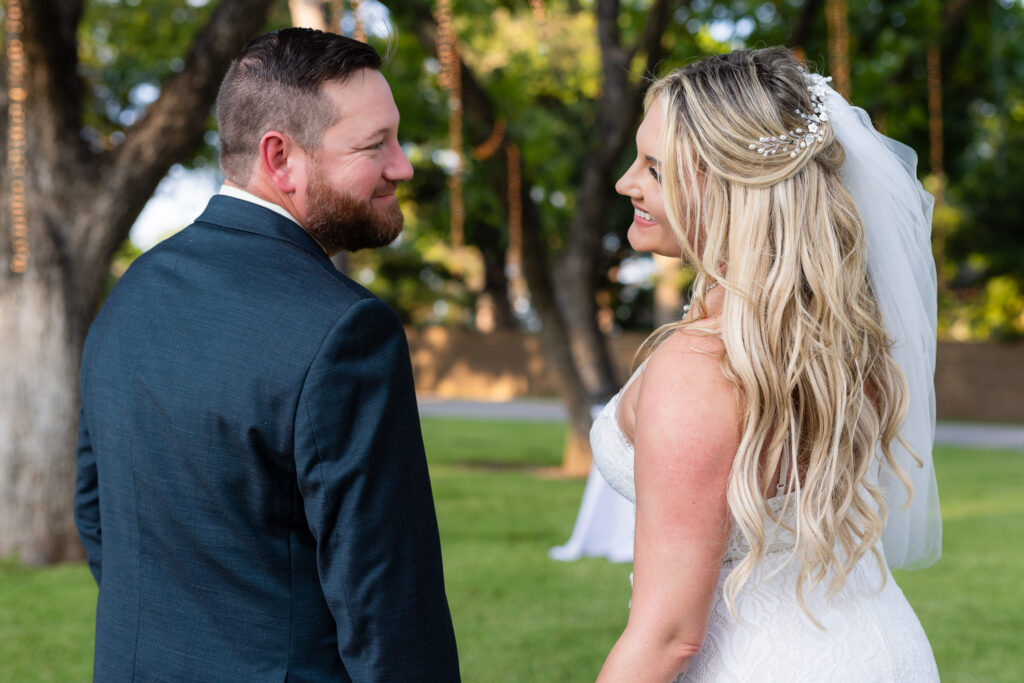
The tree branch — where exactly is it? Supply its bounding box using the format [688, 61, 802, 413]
[945, 0, 982, 26]
[74, 0, 277, 294]
[21, 0, 87, 164]
[627, 0, 678, 144]
[551, 0, 677, 401]
[786, 0, 824, 51]
[596, 0, 625, 82]
[590, 0, 677, 192]
[631, 0, 679, 73]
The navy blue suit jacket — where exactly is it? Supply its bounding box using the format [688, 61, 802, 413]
[75, 196, 460, 681]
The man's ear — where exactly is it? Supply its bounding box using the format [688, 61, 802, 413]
[259, 131, 301, 194]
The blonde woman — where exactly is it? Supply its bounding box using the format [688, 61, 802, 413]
[591, 47, 941, 681]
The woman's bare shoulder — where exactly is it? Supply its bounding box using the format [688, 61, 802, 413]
[641, 326, 730, 394]
[633, 327, 738, 461]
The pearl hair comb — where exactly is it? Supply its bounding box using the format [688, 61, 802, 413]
[749, 72, 833, 158]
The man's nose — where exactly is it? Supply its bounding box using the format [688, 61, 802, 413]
[387, 144, 414, 182]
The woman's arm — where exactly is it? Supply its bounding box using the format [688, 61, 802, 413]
[598, 331, 739, 682]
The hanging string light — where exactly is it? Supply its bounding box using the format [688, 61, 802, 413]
[435, 0, 464, 246]
[825, 0, 851, 99]
[471, 118, 506, 161]
[7, 0, 28, 274]
[504, 5, 541, 305]
[329, 1, 342, 31]
[505, 143, 522, 276]
[432, 1, 541, 279]
[529, 0, 546, 24]
[350, 0, 365, 42]
[925, 40, 946, 288]
[926, 42, 944, 199]
[504, 142, 530, 314]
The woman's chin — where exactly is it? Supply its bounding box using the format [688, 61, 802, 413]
[626, 222, 657, 253]
[626, 222, 680, 257]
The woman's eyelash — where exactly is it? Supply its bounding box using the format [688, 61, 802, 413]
[648, 166, 660, 182]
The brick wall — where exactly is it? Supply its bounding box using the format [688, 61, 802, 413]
[407, 328, 1024, 422]
[934, 341, 1024, 422]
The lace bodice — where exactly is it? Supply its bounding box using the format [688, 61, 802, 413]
[589, 386, 638, 503]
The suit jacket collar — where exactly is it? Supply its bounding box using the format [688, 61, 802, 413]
[195, 194, 333, 268]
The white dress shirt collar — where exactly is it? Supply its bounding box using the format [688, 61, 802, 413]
[218, 185, 301, 226]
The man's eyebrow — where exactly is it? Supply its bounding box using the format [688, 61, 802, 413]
[644, 154, 661, 166]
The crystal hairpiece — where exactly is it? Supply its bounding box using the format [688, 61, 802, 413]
[749, 72, 833, 158]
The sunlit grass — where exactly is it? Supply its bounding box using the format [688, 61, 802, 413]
[1, 422, 1020, 681]
[893, 445, 1024, 683]
[0, 558, 96, 682]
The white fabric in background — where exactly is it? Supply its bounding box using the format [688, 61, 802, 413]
[548, 462, 635, 563]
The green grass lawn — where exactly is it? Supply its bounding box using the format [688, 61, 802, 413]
[892, 443, 1024, 683]
[1, 418, 1021, 681]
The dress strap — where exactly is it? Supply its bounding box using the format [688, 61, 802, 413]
[621, 357, 650, 393]
[776, 453, 790, 495]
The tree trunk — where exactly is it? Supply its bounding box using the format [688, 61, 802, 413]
[787, 0, 825, 51]
[517, 179, 595, 476]
[552, 0, 677, 406]
[553, 166, 622, 402]
[0, 269, 86, 563]
[550, 0, 632, 404]
[0, 0, 276, 564]
[404, 2, 604, 473]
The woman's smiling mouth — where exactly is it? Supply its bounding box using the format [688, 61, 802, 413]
[634, 207, 656, 224]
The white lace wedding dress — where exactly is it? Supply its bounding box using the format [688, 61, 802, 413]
[591, 367, 940, 682]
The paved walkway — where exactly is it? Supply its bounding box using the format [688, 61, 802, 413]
[418, 397, 568, 422]
[932, 421, 1024, 450]
[417, 397, 1024, 450]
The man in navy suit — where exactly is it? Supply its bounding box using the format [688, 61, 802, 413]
[75, 28, 460, 681]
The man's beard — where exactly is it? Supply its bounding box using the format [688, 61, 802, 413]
[304, 165, 404, 254]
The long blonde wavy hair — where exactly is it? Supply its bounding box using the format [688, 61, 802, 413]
[639, 48, 915, 618]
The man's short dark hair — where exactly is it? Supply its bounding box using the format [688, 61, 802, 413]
[216, 28, 382, 185]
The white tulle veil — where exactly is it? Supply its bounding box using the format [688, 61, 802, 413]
[821, 83, 942, 570]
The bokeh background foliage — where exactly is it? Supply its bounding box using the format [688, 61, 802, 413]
[75, 0, 1024, 338]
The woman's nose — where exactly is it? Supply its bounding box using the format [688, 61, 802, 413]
[615, 164, 637, 197]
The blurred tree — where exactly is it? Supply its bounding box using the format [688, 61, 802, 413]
[791, 0, 1024, 338]
[390, 0, 680, 474]
[378, 0, 1024, 474]
[0, 0, 279, 564]
[941, 1, 1024, 339]
[3, 0, 1020, 561]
